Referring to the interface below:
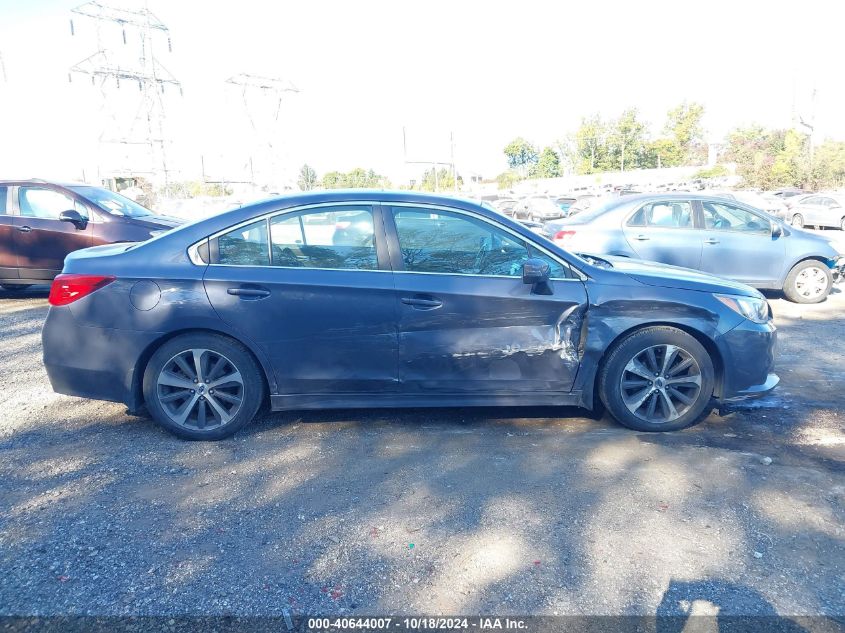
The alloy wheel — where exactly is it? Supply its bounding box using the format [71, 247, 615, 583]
[794, 266, 829, 300]
[791, 214, 804, 228]
[156, 348, 244, 430]
[620, 344, 702, 424]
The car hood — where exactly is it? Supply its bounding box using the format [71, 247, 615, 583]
[589, 254, 763, 298]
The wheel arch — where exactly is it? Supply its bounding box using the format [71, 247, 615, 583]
[777, 255, 834, 287]
[581, 321, 725, 410]
[129, 327, 274, 414]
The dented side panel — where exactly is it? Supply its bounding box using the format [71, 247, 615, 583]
[395, 274, 588, 393]
[572, 278, 747, 405]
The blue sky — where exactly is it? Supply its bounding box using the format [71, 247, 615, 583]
[1, 0, 842, 184]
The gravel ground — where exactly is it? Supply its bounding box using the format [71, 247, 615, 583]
[0, 285, 843, 622]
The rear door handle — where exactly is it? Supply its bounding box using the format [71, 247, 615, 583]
[632, 234, 650, 241]
[401, 296, 443, 309]
[227, 286, 271, 299]
[16, 225, 32, 233]
[704, 238, 720, 245]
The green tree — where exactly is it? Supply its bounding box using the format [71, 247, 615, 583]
[503, 137, 539, 178]
[496, 170, 518, 190]
[606, 108, 650, 172]
[321, 167, 390, 189]
[297, 164, 318, 191]
[419, 167, 462, 191]
[692, 164, 729, 179]
[567, 115, 608, 174]
[532, 147, 562, 178]
[724, 126, 786, 188]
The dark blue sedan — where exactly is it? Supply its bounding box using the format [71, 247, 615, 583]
[42, 191, 778, 440]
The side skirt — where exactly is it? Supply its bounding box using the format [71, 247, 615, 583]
[270, 391, 588, 411]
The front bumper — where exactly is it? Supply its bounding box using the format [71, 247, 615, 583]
[714, 318, 778, 403]
[721, 372, 780, 403]
[832, 258, 844, 284]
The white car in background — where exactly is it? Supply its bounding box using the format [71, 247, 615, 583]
[786, 193, 845, 230]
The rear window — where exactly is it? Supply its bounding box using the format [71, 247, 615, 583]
[217, 219, 270, 266]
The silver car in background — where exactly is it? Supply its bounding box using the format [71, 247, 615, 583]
[544, 193, 844, 303]
[786, 193, 845, 230]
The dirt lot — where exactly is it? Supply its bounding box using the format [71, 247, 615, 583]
[0, 285, 843, 623]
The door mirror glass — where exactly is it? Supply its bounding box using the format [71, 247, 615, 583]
[59, 209, 87, 229]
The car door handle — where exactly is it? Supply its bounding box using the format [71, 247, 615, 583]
[16, 225, 32, 233]
[401, 296, 443, 309]
[704, 238, 720, 245]
[227, 286, 271, 299]
[632, 234, 650, 241]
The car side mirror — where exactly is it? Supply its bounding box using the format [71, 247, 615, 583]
[59, 209, 87, 230]
[522, 258, 553, 295]
[771, 222, 783, 238]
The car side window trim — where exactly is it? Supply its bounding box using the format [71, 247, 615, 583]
[193, 200, 586, 280]
[201, 201, 392, 273]
[384, 202, 583, 281]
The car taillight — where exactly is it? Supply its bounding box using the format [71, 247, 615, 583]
[335, 221, 352, 230]
[48, 274, 116, 306]
[553, 230, 576, 242]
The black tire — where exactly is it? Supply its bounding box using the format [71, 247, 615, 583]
[143, 332, 264, 440]
[790, 214, 804, 228]
[782, 260, 832, 304]
[840, 217, 845, 231]
[1, 284, 33, 291]
[599, 326, 715, 432]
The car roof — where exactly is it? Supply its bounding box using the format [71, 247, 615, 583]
[0, 179, 91, 188]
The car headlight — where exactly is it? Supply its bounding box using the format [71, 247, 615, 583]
[715, 294, 771, 323]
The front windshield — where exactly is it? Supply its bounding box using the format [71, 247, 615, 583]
[70, 186, 153, 218]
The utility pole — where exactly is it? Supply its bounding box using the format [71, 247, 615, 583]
[450, 131, 457, 192]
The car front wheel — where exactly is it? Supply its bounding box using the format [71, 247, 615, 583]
[599, 326, 715, 432]
[143, 333, 264, 440]
[783, 260, 832, 303]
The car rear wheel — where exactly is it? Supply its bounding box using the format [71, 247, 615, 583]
[143, 333, 264, 440]
[599, 326, 715, 432]
[790, 214, 804, 228]
[783, 260, 832, 304]
[840, 217, 845, 231]
[1, 284, 33, 292]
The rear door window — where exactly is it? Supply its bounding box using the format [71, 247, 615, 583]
[0, 186, 7, 214]
[217, 219, 270, 266]
[628, 201, 693, 228]
[269, 206, 378, 270]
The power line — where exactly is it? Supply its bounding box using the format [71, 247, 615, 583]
[68, 1, 182, 186]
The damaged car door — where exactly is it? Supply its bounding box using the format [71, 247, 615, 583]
[386, 205, 588, 396]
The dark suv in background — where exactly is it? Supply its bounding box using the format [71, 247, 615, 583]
[0, 180, 182, 290]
